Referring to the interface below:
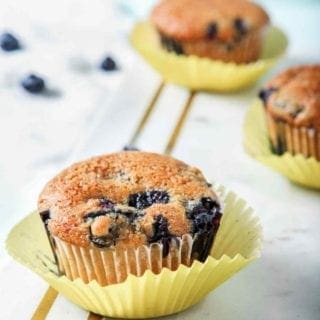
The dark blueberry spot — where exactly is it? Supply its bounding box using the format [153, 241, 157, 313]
[290, 105, 304, 118]
[0, 32, 20, 51]
[193, 212, 215, 233]
[39, 210, 50, 225]
[206, 22, 218, 40]
[271, 135, 286, 155]
[128, 190, 169, 210]
[258, 87, 278, 105]
[225, 43, 234, 52]
[187, 198, 222, 234]
[234, 18, 248, 35]
[100, 56, 118, 71]
[201, 197, 219, 211]
[123, 145, 139, 151]
[115, 208, 140, 223]
[90, 235, 114, 248]
[83, 210, 108, 221]
[160, 35, 184, 55]
[149, 214, 172, 256]
[191, 232, 214, 262]
[206, 182, 212, 188]
[21, 74, 45, 93]
[98, 197, 114, 209]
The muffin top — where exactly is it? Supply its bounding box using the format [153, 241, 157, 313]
[151, 0, 269, 42]
[260, 65, 320, 127]
[38, 152, 221, 249]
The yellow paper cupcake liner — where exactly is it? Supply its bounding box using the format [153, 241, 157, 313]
[244, 99, 320, 189]
[131, 22, 288, 92]
[6, 185, 262, 318]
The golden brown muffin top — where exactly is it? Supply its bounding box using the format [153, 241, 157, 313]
[151, 0, 269, 42]
[38, 152, 221, 248]
[260, 65, 320, 127]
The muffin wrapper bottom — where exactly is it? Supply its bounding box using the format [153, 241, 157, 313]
[244, 99, 320, 189]
[266, 114, 320, 161]
[54, 234, 197, 286]
[6, 185, 262, 318]
[130, 22, 288, 92]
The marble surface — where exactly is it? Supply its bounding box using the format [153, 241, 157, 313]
[0, 0, 320, 319]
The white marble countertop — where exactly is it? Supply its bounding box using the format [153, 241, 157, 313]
[0, 0, 320, 319]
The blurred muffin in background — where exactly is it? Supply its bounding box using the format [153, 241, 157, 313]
[151, 0, 270, 63]
[259, 65, 320, 160]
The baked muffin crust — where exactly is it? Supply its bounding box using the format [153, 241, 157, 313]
[38, 152, 222, 254]
[151, 0, 269, 41]
[260, 65, 320, 127]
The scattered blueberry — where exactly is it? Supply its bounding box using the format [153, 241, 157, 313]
[100, 56, 118, 71]
[128, 190, 169, 210]
[234, 18, 248, 35]
[258, 87, 278, 104]
[21, 74, 45, 94]
[0, 32, 21, 51]
[123, 145, 139, 151]
[206, 22, 218, 39]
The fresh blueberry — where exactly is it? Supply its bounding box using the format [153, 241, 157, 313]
[128, 190, 169, 210]
[0, 32, 20, 51]
[206, 22, 218, 39]
[123, 145, 139, 151]
[21, 74, 45, 93]
[234, 18, 248, 35]
[100, 56, 118, 71]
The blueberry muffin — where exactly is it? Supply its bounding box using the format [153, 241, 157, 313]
[259, 65, 320, 160]
[151, 0, 269, 63]
[38, 151, 222, 286]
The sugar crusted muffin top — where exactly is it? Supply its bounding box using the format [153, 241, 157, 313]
[151, 0, 269, 42]
[38, 152, 221, 250]
[260, 65, 320, 127]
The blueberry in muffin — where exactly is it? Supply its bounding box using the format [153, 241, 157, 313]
[38, 151, 222, 285]
[259, 65, 320, 160]
[151, 0, 270, 63]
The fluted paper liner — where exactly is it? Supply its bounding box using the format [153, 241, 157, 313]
[131, 22, 288, 92]
[6, 185, 262, 318]
[54, 234, 196, 286]
[244, 100, 320, 189]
